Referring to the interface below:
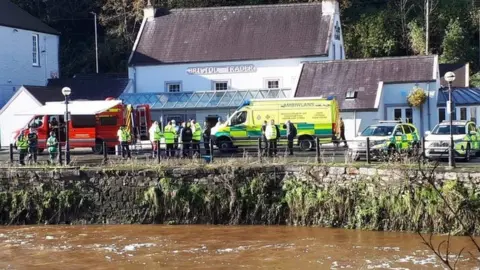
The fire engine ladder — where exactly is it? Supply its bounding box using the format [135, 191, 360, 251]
[137, 106, 149, 140]
[125, 105, 142, 153]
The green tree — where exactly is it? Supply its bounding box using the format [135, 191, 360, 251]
[470, 72, 480, 87]
[440, 18, 468, 63]
[408, 20, 426, 55]
[344, 11, 397, 58]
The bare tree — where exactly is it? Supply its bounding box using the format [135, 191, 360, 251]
[394, 0, 415, 51]
[416, 156, 480, 269]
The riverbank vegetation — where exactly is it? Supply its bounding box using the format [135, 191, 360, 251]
[138, 165, 480, 235]
[0, 182, 91, 225]
[0, 162, 479, 236]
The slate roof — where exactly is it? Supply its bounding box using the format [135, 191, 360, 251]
[437, 87, 480, 106]
[30, 74, 131, 103]
[22, 85, 64, 104]
[130, 3, 332, 65]
[0, 0, 59, 35]
[439, 63, 469, 88]
[295, 56, 437, 111]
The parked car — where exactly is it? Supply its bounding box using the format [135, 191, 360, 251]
[348, 121, 420, 161]
[424, 120, 479, 161]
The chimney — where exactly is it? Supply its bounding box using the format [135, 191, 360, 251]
[144, 0, 155, 19]
[322, 0, 339, 16]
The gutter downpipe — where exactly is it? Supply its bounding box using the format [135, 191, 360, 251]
[427, 83, 431, 131]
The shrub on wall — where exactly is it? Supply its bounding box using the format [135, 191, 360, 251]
[407, 86, 427, 107]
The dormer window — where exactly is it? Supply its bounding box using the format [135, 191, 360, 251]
[345, 90, 357, 99]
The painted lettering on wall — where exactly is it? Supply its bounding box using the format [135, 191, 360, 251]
[186, 65, 257, 75]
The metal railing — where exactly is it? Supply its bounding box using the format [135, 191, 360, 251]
[1, 137, 476, 167]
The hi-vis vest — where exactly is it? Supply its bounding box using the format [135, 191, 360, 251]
[118, 129, 131, 142]
[149, 125, 162, 141]
[17, 135, 28, 150]
[164, 124, 176, 144]
[193, 123, 202, 141]
[265, 124, 277, 140]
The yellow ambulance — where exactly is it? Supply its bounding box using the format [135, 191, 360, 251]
[212, 97, 340, 152]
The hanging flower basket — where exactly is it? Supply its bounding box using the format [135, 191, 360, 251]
[407, 87, 427, 107]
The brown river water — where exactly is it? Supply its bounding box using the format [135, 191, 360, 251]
[0, 225, 479, 269]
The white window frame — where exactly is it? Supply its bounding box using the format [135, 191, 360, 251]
[212, 80, 230, 91]
[457, 106, 468, 121]
[32, 34, 40, 67]
[165, 81, 182, 93]
[263, 78, 281, 89]
[345, 90, 357, 99]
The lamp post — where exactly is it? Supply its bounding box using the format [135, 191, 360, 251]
[444, 71, 456, 168]
[62, 87, 72, 165]
[90, 12, 99, 73]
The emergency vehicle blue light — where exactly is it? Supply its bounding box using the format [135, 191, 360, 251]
[238, 100, 250, 109]
[327, 95, 335, 100]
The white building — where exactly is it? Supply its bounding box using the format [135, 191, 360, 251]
[295, 56, 440, 139]
[0, 0, 60, 108]
[124, 0, 345, 123]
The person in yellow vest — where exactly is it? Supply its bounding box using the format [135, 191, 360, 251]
[117, 125, 131, 159]
[191, 119, 202, 156]
[16, 130, 29, 165]
[265, 119, 280, 157]
[164, 120, 176, 157]
[149, 121, 163, 158]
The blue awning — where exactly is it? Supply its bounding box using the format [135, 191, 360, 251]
[437, 87, 480, 106]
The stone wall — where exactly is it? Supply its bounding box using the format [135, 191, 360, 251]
[0, 165, 479, 234]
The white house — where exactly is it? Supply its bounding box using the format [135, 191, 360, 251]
[0, 0, 60, 108]
[295, 56, 440, 139]
[0, 86, 51, 147]
[123, 0, 345, 124]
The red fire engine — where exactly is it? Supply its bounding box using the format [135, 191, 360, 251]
[13, 99, 151, 154]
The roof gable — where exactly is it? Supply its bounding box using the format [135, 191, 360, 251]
[130, 3, 332, 65]
[439, 63, 469, 88]
[295, 56, 437, 111]
[0, 0, 59, 35]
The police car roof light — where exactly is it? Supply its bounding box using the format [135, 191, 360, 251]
[326, 95, 336, 100]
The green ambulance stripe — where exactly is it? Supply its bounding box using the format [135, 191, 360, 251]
[219, 123, 333, 138]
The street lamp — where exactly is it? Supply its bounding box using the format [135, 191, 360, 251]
[62, 87, 72, 165]
[90, 12, 99, 73]
[444, 71, 456, 168]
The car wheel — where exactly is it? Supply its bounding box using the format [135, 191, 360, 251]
[92, 139, 104, 155]
[218, 138, 233, 153]
[388, 144, 396, 155]
[298, 137, 314, 152]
